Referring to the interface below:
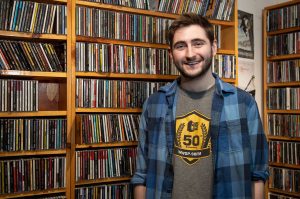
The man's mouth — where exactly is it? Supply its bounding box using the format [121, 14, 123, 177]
[184, 61, 201, 66]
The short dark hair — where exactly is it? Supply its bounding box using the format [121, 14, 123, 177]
[167, 13, 214, 48]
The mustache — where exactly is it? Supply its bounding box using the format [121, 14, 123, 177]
[184, 55, 205, 63]
[183, 58, 204, 65]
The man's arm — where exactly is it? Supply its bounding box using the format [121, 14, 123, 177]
[252, 181, 264, 199]
[247, 99, 269, 182]
[131, 100, 149, 197]
[134, 185, 146, 199]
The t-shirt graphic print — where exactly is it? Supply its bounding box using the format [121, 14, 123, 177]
[174, 110, 211, 165]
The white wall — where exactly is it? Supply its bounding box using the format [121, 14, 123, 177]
[237, 0, 286, 115]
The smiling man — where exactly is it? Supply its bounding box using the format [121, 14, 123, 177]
[131, 13, 269, 199]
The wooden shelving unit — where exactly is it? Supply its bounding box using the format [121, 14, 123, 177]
[263, 1, 300, 198]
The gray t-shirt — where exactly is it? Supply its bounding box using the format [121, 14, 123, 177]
[172, 85, 215, 199]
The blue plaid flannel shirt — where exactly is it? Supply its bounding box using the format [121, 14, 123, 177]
[131, 73, 269, 199]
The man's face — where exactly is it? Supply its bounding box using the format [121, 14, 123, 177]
[170, 25, 217, 79]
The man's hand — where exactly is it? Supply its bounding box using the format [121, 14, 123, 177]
[252, 181, 264, 199]
[134, 185, 146, 199]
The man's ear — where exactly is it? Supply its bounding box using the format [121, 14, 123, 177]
[168, 48, 173, 60]
[212, 40, 217, 56]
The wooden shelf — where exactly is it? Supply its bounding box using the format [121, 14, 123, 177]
[76, 72, 235, 83]
[208, 19, 235, 26]
[76, 0, 235, 27]
[76, 108, 142, 113]
[31, 0, 68, 4]
[264, 0, 300, 10]
[267, 54, 300, 61]
[76, 0, 178, 18]
[76, 36, 235, 55]
[76, 176, 132, 186]
[0, 70, 67, 79]
[267, 26, 300, 36]
[266, 110, 300, 114]
[267, 81, 300, 87]
[76, 141, 138, 149]
[0, 30, 67, 41]
[268, 188, 300, 198]
[269, 162, 300, 170]
[76, 35, 169, 48]
[76, 71, 177, 81]
[0, 149, 67, 158]
[0, 188, 66, 199]
[221, 78, 236, 84]
[0, 111, 67, 118]
[267, 136, 300, 142]
[217, 49, 235, 55]
[52, 0, 67, 2]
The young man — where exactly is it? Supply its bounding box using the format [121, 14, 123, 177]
[131, 13, 269, 199]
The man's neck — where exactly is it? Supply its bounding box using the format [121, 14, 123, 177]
[180, 72, 215, 93]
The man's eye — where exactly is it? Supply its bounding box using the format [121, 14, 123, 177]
[174, 44, 185, 49]
[194, 42, 203, 47]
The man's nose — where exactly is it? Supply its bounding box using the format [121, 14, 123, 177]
[186, 46, 196, 59]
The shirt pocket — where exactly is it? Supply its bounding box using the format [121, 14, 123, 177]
[218, 120, 249, 153]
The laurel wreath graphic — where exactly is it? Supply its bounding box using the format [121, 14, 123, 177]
[201, 123, 208, 148]
[176, 123, 185, 147]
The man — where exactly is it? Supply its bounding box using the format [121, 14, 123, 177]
[131, 13, 269, 199]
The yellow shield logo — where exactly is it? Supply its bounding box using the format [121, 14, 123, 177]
[174, 110, 211, 165]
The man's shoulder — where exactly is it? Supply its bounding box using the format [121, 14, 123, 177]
[218, 77, 254, 102]
[235, 87, 256, 104]
[146, 80, 177, 104]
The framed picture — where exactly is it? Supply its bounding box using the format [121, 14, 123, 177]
[238, 58, 255, 97]
[238, 10, 254, 59]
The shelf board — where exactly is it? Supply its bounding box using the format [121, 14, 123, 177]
[76, 141, 138, 149]
[76, 36, 235, 54]
[267, 26, 300, 36]
[76, 0, 235, 26]
[267, 136, 300, 142]
[76, 176, 132, 186]
[0, 30, 67, 41]
[208, 19, 235, 26]
[76, 108, 142, 113]
[0, 149, 67, 158]
[267, 82, 300, 87]
[76, 0, 178, 18]
[269, 162, 300, 170]
[264, 0, 300, 10]
[0, 188, 66, 199]
[76, 72, 236, 83]
[266, 110, 300, 114]
[0, 70, 67, 79]
[221, 78, 236, 83]
[33, 0, 68, 3]
[76, 71, 177, 81]
[76, 35, 169, 48]
[268, 188, 300, 198]
[52, 0, 67, 2]
[267, 54, 300, 61]
[217, 49, 235, 55]
[0, 111, 67, 118]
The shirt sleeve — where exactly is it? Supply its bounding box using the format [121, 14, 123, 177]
[247, 99, 269, 182]
[131, 100, 149, 186]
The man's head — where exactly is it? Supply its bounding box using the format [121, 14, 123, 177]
[168, 13, 215, 49]
[168, 13, 217, 80]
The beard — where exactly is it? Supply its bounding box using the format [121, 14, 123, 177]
[174, 50, 213, 79]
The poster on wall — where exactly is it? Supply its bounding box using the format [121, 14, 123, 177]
[238, 10, 254, 59]
[238, 58, 255, 97]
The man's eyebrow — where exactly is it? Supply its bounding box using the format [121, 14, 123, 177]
[173, 41, 186, 47]
[191, 38, 206, 43]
